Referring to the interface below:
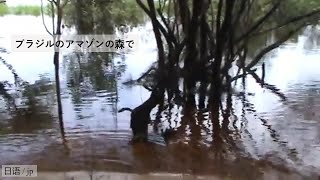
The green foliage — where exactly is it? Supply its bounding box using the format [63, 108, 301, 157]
[43, 4, 53, 17]
[11, 5, 41, 16]
[210, 0, 320, 60]
[110, 0, 145, 26]
[0, 3, 8, 16]
[63, 0, 145, 33]
[252, 0, 320, 30]
[155, 0, 179, 18]
[283, 0, 320, 14]
[0, 4, 51, 17]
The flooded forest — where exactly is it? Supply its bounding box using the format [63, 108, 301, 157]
[0, 0, 320, 179]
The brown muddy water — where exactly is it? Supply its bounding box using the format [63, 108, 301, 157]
[0, 16, 320, 180]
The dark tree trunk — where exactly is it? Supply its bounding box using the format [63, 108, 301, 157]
[54, 0, 66, 140]
[198, 13, 208, 109]
[54, 52, 65, 139]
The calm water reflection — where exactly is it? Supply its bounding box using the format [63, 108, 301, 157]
[0, 16, 320, 179]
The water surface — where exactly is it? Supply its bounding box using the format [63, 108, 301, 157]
[0, 16, 320, 179]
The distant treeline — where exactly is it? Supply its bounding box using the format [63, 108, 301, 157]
[0, 4, 51, 16]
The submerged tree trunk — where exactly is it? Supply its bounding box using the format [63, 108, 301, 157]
[54, 0, 66, 140]
[54, 52, 65, 139]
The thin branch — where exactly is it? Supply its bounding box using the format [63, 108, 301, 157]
[245, 22, 308, 70]
[136, 0, 176, 47]
[136, 67, 157, 82]
[251, 8, 320, 37]
[235, 0, 281, 43]
[41, 0, 53, 36]
[229, 68, 257, 83]
[250, 72, 287, 101]
[50, 0, 55, 34]
[0, 57, 24, 86]
[49, 0, 58, 6]
[136, 0, 152, 15]
[157, 8, 177, 45]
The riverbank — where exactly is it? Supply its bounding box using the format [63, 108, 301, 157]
[1, 136, 319, 180]
[0, 170, 315, 180]
[3, 171, 312, 180]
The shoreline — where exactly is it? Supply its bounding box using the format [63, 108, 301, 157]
[0, 170, 315, 180]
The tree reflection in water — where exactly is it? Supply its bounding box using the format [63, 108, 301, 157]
[0, 75, 56, 134]
[0, 1, 320, 178]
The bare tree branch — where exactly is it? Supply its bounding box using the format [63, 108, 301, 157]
[41, 0, 53, 36]
[235, 0, 281, 43]
[137, 67, 157, 82]
[229, 68, 257, 83]
[250, 72, 287, 101]
[136, 0, 177, 47]
[251, 8, 320, 37]
[245, 22, 309, 70]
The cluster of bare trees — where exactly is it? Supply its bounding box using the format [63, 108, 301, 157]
[135, 0, 320, 114]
